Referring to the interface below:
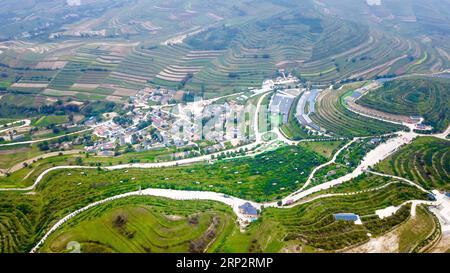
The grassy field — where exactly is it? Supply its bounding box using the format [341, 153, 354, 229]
[375, 136, 450, 191]
[40, 196, 235, 253]
[297, 140, 344, 160]
[0, 144, 44, 170]
[397, 205, 437, 253]
[33, 115, 68, 128]
[310, 87, 405, 137]
[358, 77, 450, 133]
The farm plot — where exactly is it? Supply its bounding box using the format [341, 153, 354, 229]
[47, 45, 130, 99]
[296, 29, 414, 83]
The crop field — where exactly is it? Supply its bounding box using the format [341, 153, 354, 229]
[335, 137, 390, 168]
[64, 9, 431, 97]
[0, 0, 447, 105]
[375, 136, 450, 191]
[0, 192, 40, 253]
[310, 87, 404, 137]
[40, 196, 235, 253]
[0, 0, 449, 255]
[37, 146, 325, 202]
[295, 29, 416, 82]
[0, 146, 181, 188]
[358, 77, 450, 132]
[0, 144, 44, 170]
[0, 118, 17, 125]
[33, 115, 68, 128]
[305, 137, 388, 188]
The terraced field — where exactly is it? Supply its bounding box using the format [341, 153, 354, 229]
[358, 77, 450, 132]
[217, 176, 428, 252]
[0, 192, 39, 253]
[40, 196, 235, 253]
[310, 87, 404, 137]
[35, 146, 325, 202]
[375, 136, 450, 191]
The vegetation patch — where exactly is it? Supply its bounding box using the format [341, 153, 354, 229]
[375, 136, 450, 191]
[358, 77, 450, 132]
[311, 87, 404, 137]
[40, 196, 235, 253]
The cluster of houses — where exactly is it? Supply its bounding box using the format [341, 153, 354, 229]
[165, 101, 248, 146]
[133, 87, 178, 108]
[82, 73, 330, 159]
[84, 85, 253, 157]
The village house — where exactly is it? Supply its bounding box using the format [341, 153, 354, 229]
[238, 202, 258, 221]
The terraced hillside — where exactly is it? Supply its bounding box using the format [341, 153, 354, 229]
[40, 196, 234, 253]
[0, 144, 320, 253]
[1, 1, 441, 101]
[184, 12, 392, 94]
[375, 137, 450, 191]
[310, 87, 404, 137]
[358, 77, 450, 132]
[217, 175, 429, 252]
[0, 192, 39, 253]
[0, 169, 429, 253]
[319, 0, 450, 74]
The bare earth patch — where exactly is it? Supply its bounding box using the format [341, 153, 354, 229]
[71, 83, 99, 90]
[345, 231, 399, 253]
[11, 83, 49, 88]
[35, 61, 67, 70]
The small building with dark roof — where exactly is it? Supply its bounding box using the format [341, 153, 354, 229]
[239, 202, 258, 218]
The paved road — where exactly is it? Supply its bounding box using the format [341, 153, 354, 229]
[0, 127, 93, 147]
[0, 149, 83, 176]
[0, 120, 115, 147]
[295, 137, 358, 193]
[0, 119, 31, 134]
[266, 130, 418, 207]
